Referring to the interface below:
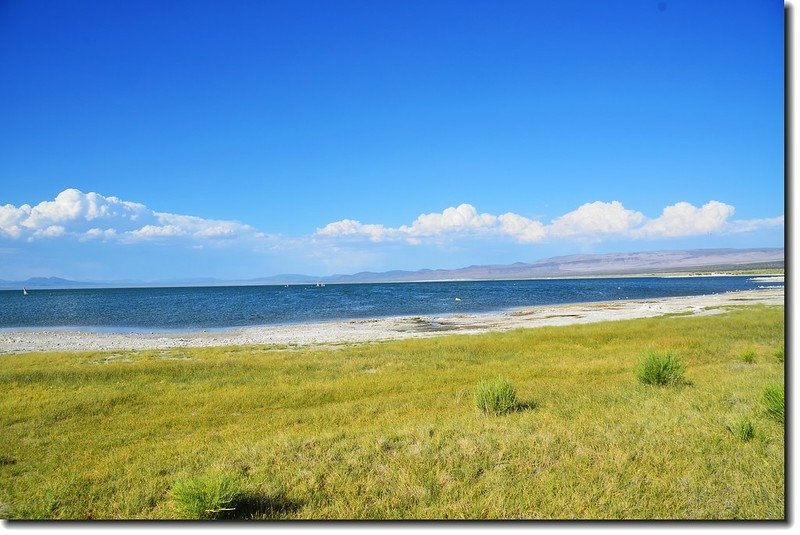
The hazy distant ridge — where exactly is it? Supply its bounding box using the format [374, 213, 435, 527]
[319, 248, 784, 284]
[1, 248, 783, 289]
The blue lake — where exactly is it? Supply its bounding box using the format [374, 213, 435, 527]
[0, 276, 782, 331]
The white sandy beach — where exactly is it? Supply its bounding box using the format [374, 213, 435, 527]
[0, 287, 784, 354]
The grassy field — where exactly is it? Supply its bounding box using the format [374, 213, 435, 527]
[0, 305, 785, 520]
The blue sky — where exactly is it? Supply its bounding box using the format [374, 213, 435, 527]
[0, 0, 785, 281]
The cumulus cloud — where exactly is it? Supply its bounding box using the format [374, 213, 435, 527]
[35, 225, 67, 238]
[1, 189, 783, 251]
[634, 201, 735, 238]
[315, 199, 781, 245]
[316, 219, 390, 242]
[0, 203, 28, 238]
[22, 189, 150, 233]
[497, 212, 547, 243]
[0, 188, 266, 245]
[124, 224, 187, 241]
[400, 204, 498, 237]
[316, 204, 517, 244]
[314, 203, 549, 244]
[549, 201, 645, 238]
[80, 228, 118, 241]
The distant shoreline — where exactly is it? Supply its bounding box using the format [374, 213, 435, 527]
[0, 269, 785, 291]
[382, 271, 785, 284]
[0, 287, 784, 354]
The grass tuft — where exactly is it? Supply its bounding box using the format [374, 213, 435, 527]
[727, 418, 755, 442]
[762, 384, 785, 424]
[635, 351, 686, 386]
[740, 349, 757, 364]
[774, 347, 784, 363]
[474, 376, 518, 415]
[170, 473, 240, 520]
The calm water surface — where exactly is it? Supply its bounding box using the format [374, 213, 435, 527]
[0, 276, 781, 331]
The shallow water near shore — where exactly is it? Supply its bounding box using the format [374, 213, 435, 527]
[0, 275, 781, 331]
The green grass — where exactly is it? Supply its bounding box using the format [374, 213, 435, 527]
[774, 347, 784, 363]
[635, 351, 686, 386]
[739, 349, 756, 364]
[0, 305, 784, 519]
[474, 377, 518, 415]
[170, 473, 239, 519]
[740, 349, 757, 364]
[762, 384, 785, 424]
[727, 418, 756, 442]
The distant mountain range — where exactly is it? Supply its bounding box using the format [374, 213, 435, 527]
[0, 248, 784, 290]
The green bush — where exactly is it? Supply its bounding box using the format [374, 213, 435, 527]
[762, 384, 785, 424]
[727, 418, 755, 442]
[475, 376, 518, 415]
[171, 473, 240, 520]
[635, 351, 686, 386]
[740, 349, 757, 364]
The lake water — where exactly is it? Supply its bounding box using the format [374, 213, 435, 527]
[0, 276, 781, 331]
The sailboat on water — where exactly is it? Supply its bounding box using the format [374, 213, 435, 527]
[22, 288, 28, 296]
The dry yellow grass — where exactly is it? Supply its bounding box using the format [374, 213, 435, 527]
[0, 305, 784, 519]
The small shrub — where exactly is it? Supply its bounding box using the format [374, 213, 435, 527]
[171, 473, 240, 520]
[762, 384, 785, 424]
[475, 376, 518, 415]
[635, 351, 686, 386]
[727, 418, 755, 442]
[774, 347, 785, 363]
[740, 349, 757, 364]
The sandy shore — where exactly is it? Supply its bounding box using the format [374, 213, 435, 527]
[0, 287, 784, 354]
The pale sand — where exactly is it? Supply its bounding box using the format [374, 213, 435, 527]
[0, 288, 784, 354]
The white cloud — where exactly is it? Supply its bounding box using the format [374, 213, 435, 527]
[634, 200, 735, 238]
[549, 201, 645, 238]
[194, 225, 237, 238]
[312, 203, 554, 245]
[315, 204, 506, 244]
[0, 188, 267, 245]
[724, 215, 784, 234]
[316, 219, 390, 242]
[143, 213, 250, 241]
[81, 228, 118, 241]
[34, 225, 66, 238]
[124, 224, 187, 241]
[400, 204, 498, 237]
[314, 199, 781, 245]
[0, 203, 30, 238]
[21, 189, 150, 232]
[497, 212, 546, 243]
[1, 190, 783, 252]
